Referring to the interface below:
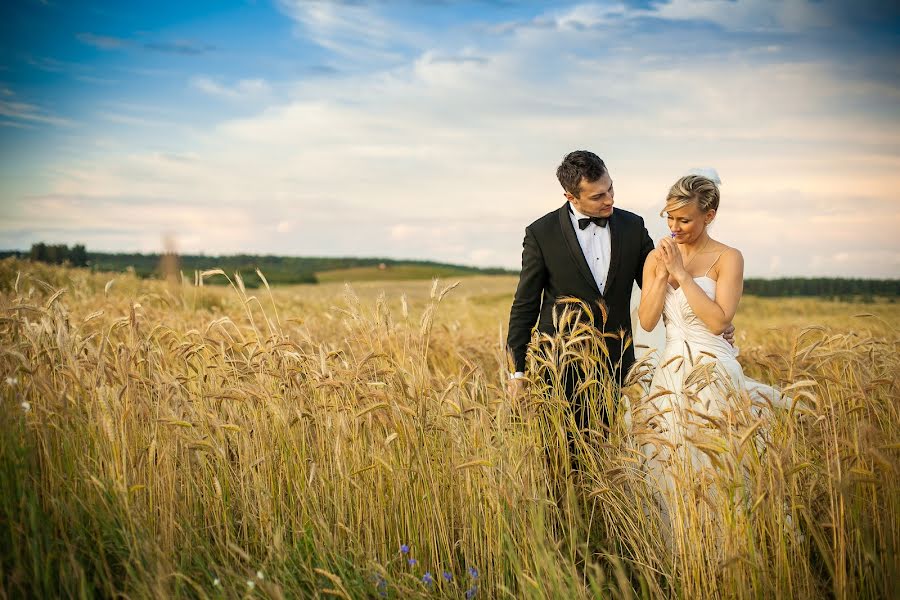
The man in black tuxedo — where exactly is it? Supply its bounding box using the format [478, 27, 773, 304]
[506, 151, 654, 411]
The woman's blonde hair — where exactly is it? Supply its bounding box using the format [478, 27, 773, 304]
[660, 175, 720, 217]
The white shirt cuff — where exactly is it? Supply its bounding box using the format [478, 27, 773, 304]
[509, 371, 525, 379]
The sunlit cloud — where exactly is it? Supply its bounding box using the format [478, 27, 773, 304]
[277, 0, 420, 62]
[191, 76, 272, 101]
[0, 98, 74, 127]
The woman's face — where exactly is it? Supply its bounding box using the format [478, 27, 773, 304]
[666, 200, 714, 243]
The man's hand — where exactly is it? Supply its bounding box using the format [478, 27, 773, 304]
[507, 375, 527, 416]
[723, 323, 736, 347]
[507, 376, 526, 398]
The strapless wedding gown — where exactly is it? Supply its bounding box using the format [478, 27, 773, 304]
[635, 276, 789, 541]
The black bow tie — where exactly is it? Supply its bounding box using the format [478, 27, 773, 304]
[578, 216, 608, 230]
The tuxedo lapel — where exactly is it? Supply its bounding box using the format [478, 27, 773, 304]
[557, 203, 601, 295]
[603, 208, 624, 295]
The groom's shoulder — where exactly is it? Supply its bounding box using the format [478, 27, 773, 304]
[526, 205, 564, 231]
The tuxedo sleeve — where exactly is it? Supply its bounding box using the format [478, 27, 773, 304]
[634, 217, 655, 288]
[506, 225, 548, 373]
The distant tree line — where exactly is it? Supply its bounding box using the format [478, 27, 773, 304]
[743, 278, 899, 298]
[26, 243, 89, 267]
[3, 244, 897, 297]
[1, 245, 513, 287]
[83, 253, 513, 287]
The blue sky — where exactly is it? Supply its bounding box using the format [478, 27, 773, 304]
[1, 0, 899, 277]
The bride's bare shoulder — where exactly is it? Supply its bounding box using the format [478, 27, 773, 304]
[720, 245, 743, 262]
[709, 240, 742, 260]
[706, 242, 743, 279]
[716, 245, 744, 274]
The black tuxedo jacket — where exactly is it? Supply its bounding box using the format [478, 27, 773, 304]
[506, 203, 655, 379]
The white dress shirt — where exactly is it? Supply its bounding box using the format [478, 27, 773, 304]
[568, 202, 612, 295]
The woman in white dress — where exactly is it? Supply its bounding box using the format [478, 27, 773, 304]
[633, 173, 788, 547]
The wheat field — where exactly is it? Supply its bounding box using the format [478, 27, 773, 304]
[0, 258, 897, 599]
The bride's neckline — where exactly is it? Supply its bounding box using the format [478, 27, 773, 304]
[667, 275, 716, 291]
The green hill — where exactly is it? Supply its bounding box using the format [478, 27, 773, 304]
[0, 249, 514, 287]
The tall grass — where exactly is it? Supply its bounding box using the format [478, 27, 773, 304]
[0, 258, 897, 599]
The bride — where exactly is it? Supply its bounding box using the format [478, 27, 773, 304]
[633, 171, 789, 545]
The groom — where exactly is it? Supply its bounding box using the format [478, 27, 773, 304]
[506, 151, 653, 415]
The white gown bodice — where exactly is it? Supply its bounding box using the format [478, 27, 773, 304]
[661, 276, 736, 362]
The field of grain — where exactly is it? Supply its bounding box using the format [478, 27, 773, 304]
[1, 258, 897, 599]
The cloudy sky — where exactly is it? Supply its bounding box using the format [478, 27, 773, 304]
[1, 0, 898, 277]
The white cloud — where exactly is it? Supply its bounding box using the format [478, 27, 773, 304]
[647, 0, 832, 32]
[191, 76, 271, 101]
[494, 0, 839, 35]
[1, 194, 257, 253]
[0, 119, 34, 129]
[99, 111, 175, 128]
[808, 250, 900, 278]
[0, 98, 74, 127]
[542, 2, 630, 30]
[276, 0, 417, 61]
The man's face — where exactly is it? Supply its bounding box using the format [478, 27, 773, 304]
[566, 173, 614, 218]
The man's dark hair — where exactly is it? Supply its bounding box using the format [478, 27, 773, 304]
[556, 151, 608, 198]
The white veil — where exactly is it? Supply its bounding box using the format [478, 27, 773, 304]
[684, 167, 722, 185]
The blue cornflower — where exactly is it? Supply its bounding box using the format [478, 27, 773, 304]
[442, 571, 453, 582]
[467, 566, 479, 579]
[375, 575, 387, 598]
[422, 572, 434, 586]
[466, 584, 478, 599]
[408, 558, 417, 567]
[400, 544, 410, 554]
